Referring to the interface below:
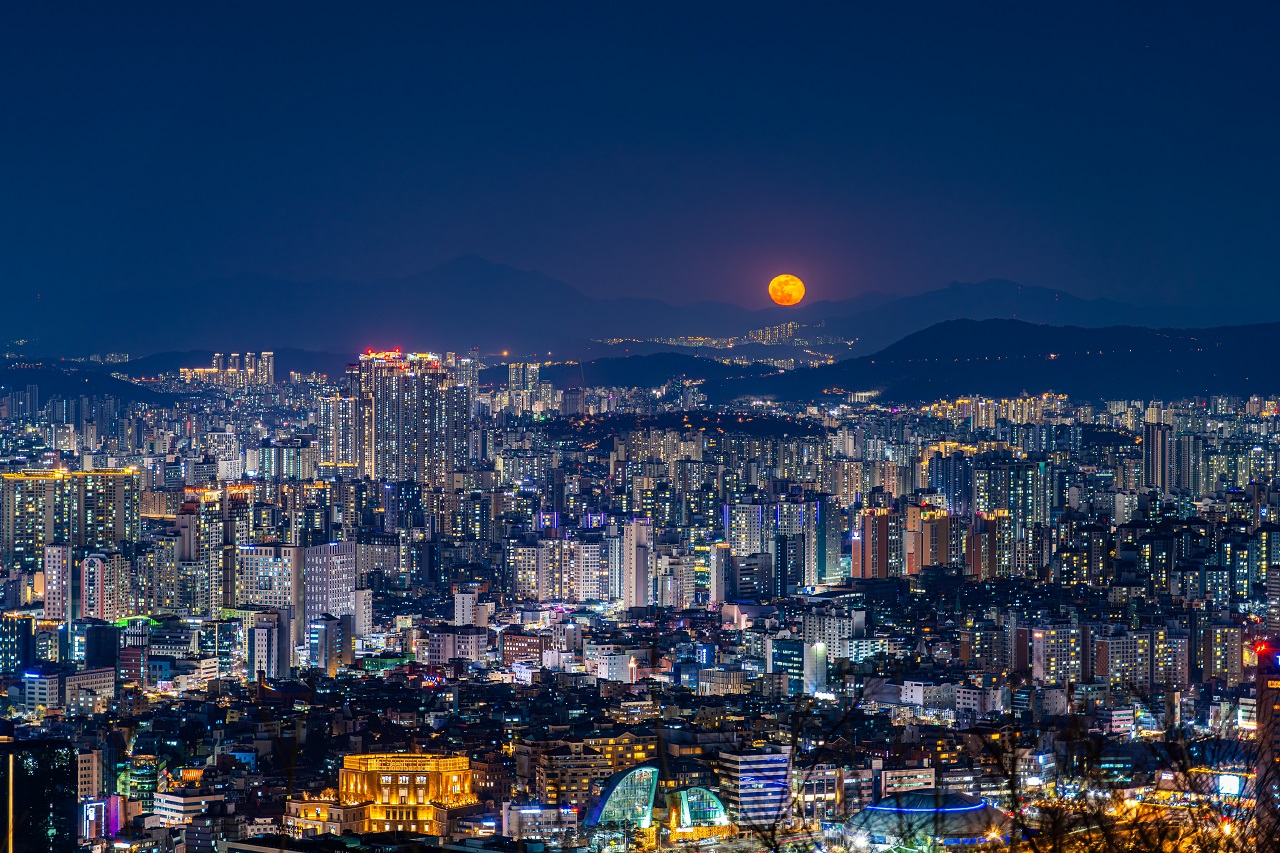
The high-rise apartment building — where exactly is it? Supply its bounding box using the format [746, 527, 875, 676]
[621, 519, 652, 610]
[318, 393, 360, 477]
[44, 543, 74, 623]
[2, 471, 75, 572]
[354, 350, 471, 485]
[81, 552, 129, 621]
[1143, 422, 1173, 493]
[1031, 624, 1082, 687]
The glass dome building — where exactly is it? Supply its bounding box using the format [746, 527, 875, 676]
[585, 765, 661, 830]
[585, 765, 736, 848]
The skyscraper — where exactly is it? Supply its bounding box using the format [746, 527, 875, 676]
[317, 393, 360, 476]
[1143, 421, 1173, 493]
[621, 519, 652, 610]
[1, 469, 140, 574]
[354, 350, 471, 486]
[1, 472, 74, 573]
[43, 544, 74, 624]
[80, 553, 129, 622]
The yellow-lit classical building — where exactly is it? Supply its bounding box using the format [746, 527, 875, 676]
[286, 753, 479, 837]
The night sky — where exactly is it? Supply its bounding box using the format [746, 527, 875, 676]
[3, 3, 1277, 312]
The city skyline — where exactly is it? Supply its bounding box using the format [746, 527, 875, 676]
[4, 5, 1280, 853]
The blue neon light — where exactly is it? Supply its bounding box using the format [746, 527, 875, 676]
[864, 803, 987, 813]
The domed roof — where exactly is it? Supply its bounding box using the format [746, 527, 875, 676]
[846, 789, 1009, 845]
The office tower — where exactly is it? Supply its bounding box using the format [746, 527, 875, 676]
[81, 553, 129, 621]
[715, 747, 791, 828]
[304, 542, 357, 624]
[803, 641, 828, 694]
[258, 351, 275, 385]
[774, 494, 842, 587]
[810, 494, 843, 584]
[765, 637, 806, 695]
[83, 623, 121, 671]
[1143, 422, 1172, 492]
[0, 737, 78, 853]
[731, 553, 771, 599]
[44, 543, 74, 623]
[767, 534, 802, 598]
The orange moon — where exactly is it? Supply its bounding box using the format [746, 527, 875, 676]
[768, 274, 805, 306]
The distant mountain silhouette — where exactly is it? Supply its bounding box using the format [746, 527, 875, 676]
[481, 353, 779, 390]
[0, 257, 1226, 357]
[12, 318, 1280, 406]
[705, 318, 1280, 402]
[819, 280, 1206, 356]
[111, 349, 354, 381]
[0, 364, 167, 404]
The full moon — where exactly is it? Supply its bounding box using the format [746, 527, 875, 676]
[768, 274, 805, 306]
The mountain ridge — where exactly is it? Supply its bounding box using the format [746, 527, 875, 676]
[0, 256, 1234, 357]
[703, 318, 1280, 402]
